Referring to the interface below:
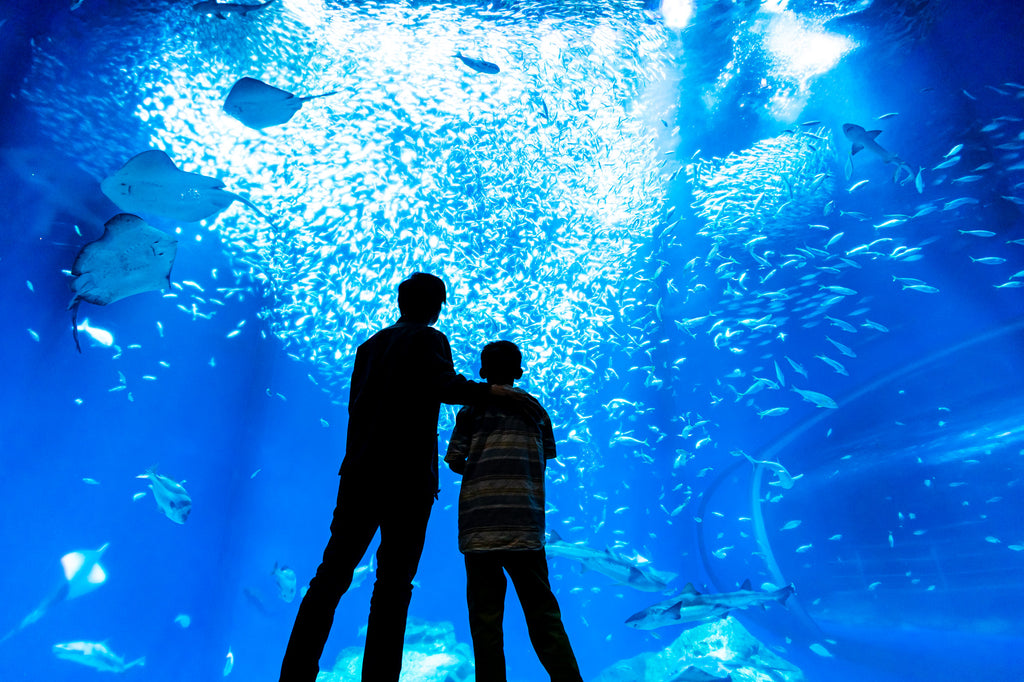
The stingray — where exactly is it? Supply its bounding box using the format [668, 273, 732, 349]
[223, 77, 338, 130]
[0, 543, 108, 644]
[67, 213, 178, 353]
[101, 150, 267, 222]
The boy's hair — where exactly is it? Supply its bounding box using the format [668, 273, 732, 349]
[398, 272, 447, 322]
[480, 340, 522, 379]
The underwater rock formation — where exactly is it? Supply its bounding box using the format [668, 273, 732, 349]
[595, 616, 803, 682]
[320, 618, 474, 682]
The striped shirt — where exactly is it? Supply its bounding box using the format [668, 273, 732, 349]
[445, 387, 555, 553]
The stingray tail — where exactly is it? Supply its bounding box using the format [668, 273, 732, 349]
[229, 191, 275, 225]
[302, 91, 339, 102]
[69, 298, 82, 353]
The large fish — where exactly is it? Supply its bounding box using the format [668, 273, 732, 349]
[842, 123, 914, 183]
[271, 562, 297, 603]
[136, 469, 192, 524]
[625, 580, 795, 629]
[53, 641, 145, 673]
[546, 530, 675, 592]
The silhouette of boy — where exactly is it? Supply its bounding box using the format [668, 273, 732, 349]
[445, 340, 583, 682]
[280, 274, 539, 682]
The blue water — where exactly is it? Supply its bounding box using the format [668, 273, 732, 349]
[1, 0, 1022, 680]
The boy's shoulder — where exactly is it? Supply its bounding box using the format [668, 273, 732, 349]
[487, 387, 552, 424]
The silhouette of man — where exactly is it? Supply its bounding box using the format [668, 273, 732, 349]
[280, 272, 538, 682]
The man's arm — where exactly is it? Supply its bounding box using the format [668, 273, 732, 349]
[423, 329, 545, 420]
[426, 331, 490, 406]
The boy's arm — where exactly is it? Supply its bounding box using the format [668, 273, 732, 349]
[444, 407, 472, 475]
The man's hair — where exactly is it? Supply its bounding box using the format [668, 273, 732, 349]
[480, 340, 522, 379]
[398, 272, 447, 322]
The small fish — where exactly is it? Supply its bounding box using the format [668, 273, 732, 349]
[75, 319, 114, 347]
[795, 543, 813, 553]
[810, 643, 833, 657]
[792, 387, 838, 409]
[877, 112, 899, 120]
[848, 179, 870, 193]
[944, 143, 964, 158]
[903, 284, 940, 293]
[174, 614, 191, 628]
[224, 648, 234, 676]
[952, 174, 983, 183]
[757, 407, 789, 419]
[943, 197, 979, 211]
[959, 230, 996, 237]
[825, 316, 857, 333]
[932, 156, 960, 170]
[815, 354, 848, 375]
[970, 256, 1006, 265]
[914, 167, 924, 193]
[826, 336, 857, 358]
[454, 52, 500, 74]
[781, 520, 802, 531]
[785, 356, 808, 378]
[82, 478, 100, 485]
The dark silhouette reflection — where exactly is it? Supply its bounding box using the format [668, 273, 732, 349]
[280, 273, 537, 682]
[445, 341, 583, 682]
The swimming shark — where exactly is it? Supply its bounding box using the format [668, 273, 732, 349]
[1, 543, 109, 643]
[740, 452, 803, 489]
[842, 123, 914, 184]
[625, 579, 795, 629]
[546, 530, 676, 592]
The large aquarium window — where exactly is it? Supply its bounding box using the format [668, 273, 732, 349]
[1, 0, 1022, 680]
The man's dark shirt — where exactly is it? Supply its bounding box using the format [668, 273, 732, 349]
[341, 320, 489, 493]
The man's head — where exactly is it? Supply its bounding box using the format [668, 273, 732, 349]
[479, 340, 523, 386]
[398, 272, 447, 324]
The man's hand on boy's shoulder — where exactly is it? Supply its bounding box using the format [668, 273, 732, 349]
[488, 384, 546, 423]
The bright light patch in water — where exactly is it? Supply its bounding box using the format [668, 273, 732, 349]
[764, 12, 856, 87]
[660, 0, 695, 29]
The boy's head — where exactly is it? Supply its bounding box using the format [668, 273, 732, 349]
[479, 340, 523, 386]
[398, 272, 447, 324]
